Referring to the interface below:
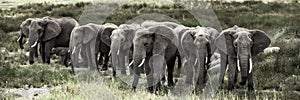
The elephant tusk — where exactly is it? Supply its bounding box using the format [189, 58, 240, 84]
[117, 49, 120, 56]
[182, 59, 187, 67]
[128, 60, 134, 67]
[138, 58, 145, 67]
[108, 50, 111, 56]
[194, 59, 198, 67]
[249, 58, 253, 73]
[30, 40, 38, 48]
[72, 46, 76, 55]
[237, 59, 241, 71]
[17, 36, 21, 42]
[205, 57, 208, 64]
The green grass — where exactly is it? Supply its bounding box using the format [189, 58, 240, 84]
[0, 1, 300, 99]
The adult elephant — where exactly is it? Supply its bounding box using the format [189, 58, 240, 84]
[132, 25, 179, 92]
[18, 18, 40, 58]
[70, 23, 117, 72]
[216, 25, 271, 91]
[141, 20, 179, 29]
[181, 26, 219, 85]
[27, 17, 78, 64]
[110, 23, 140, 76]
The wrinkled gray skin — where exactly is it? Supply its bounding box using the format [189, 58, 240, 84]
[141, 20, 179, 29]
[181, 26, 220, 86]
[18, 18, 40, 59]
[142, 20, 182, 82]
[216, 25, 271, 91]
[132, 25, 178, 93]
[50, 47, 69, 67]
[69, 23, 118, 73]
[28, 17, 78, 64]
[110, 23, 140, 76]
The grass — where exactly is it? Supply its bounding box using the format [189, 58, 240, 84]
[0, 1, 300, 99]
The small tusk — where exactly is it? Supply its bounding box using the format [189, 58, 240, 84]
[138, 58, 145, 67]
[183, 59, 187, 67]
[25, 41, 29, 44]
[72, 46, 76, 55]
[30, 40, 38, 48]
[128, 60, 134, 67]
[205, 57, 208, 64]
[249, 58, 253, 73]
[237, 59, 241, 71]
[117, 49, 120, 56]
[17, 36, 21, 42]
[108, 50, 111, 56]
[194, 59, 198, 67]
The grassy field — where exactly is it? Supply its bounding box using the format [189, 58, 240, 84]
[0, 0, 300, 99]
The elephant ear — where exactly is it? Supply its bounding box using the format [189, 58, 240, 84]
[206, 27, 220, 54]
[181, 30, 198, 55]
[43, 19, 62, 42]
[83, 25, 97, 44]
[101, 23, 118, 46]
[249, 30, 271, 56]
[149, 25, 179, 48]
[216, 30, 237, 57]
[20, 18, 34, 37]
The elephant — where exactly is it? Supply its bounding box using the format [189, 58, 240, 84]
[110, 23, 141, 76]
[18, 18, 40, 58]
[216, 25, 271, 91]
[181, 26, 220, 86]
[141, 20, 180, 29]
[50, 47, 69, 67]
[132, 25, 179, 92]
[69, 23, 118, 72]
[27, 17, 78, 64]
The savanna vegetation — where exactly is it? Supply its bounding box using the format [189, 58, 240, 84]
[0, 0, 300, 99]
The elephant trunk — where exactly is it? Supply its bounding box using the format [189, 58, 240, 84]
[197, 45, 208, 85]
[71, 44, 81, 68]
[111, 40, 121, 75]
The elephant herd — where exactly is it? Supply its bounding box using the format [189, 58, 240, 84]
[18, 16, 271, 93]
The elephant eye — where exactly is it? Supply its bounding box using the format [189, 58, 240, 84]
[233, 42, 238, 47]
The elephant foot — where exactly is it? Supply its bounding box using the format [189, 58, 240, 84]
[248, 86, 254, 91]
[239, 81, 246, 86]
[101, 67, 108, 71]
[227, 85, 234, 91]
[167, 81, 175, 87]
[148, 87, 154, 93]
[29, 60, 34, 64]
[131, 86, 137, 92]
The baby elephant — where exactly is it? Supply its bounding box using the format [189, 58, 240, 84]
[50, 47, 70, 67]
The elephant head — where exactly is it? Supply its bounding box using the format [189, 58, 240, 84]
[70, 23, 101, 68]
[100, 23, 118, 47]
[18, 18, 35, 49]
[110, 23, 140, 75]
[28, 17, 62, 48]
[132, 25, 178, 90]
[216, 25, 271, 82]
[181, 26, 219, 85]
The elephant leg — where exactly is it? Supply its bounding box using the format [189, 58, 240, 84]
[219, 51, 228, 84]
[185, 54, 196, 85]
[247, 72, 254, 91]
[228, 57, 237, 91]
[89, 44, 98, 71]
[34, 46, 39, 58]
[99, 53, 104, 67]
[80, 47, 88, 67]
[119, 51, 126, 75]
[40, 41, 46, 63]
[167, 56, 176, 87]
[44, 42, 55, 64]
[145, 56, 154, 93]
[103, 53, 110, 71]
[29, 47, 35, 64]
